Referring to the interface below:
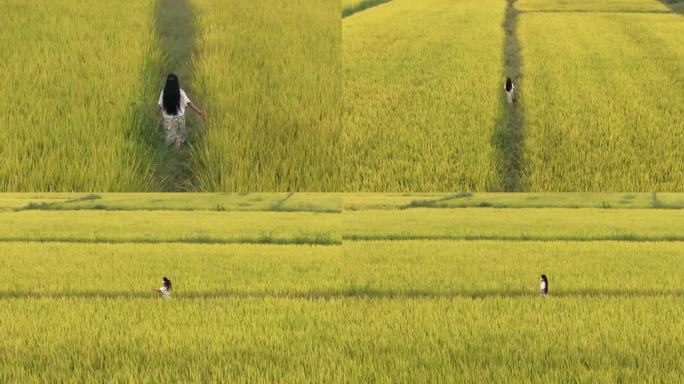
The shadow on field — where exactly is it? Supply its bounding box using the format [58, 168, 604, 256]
[1, 289, 682, 300]
[342, 0, 393, 18]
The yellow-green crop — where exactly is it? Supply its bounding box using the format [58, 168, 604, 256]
[191, 0, 342, 191]
[0, 0, 161, 191]
[0, 209, 341, 244]
[344, 207, 684, 240]
[519, 12, 684, 191]
[342, 0, 505, 191]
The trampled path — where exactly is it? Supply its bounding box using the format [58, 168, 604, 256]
[496, 0, 525, 191]
[153, 0, 201, 191]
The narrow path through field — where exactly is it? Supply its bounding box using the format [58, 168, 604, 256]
[154, 0, 200, 191]
[495, 0, 525, 191]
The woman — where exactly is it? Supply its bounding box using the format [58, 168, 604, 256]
[539, 274, 548, 296]
[156, 74, 205, 149]
[504, 77, 515, 105]
[154, 276, 172, 299]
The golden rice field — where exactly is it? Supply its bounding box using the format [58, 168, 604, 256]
[342, 0, 505, 191]
[2, 193, 684, 381]
[0, 0, 160, 191]
[2, 0, 683, 192]
[191, 0, 342, 191]
[518, 10, 684, 191]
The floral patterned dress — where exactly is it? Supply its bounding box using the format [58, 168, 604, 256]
[159, 89, 191, 145]
[163, 115, 187, 146]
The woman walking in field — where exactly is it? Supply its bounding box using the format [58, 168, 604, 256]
[154, 276, 172, 299]
[504, 77, 515, 105]
[156, 74, 205, 149]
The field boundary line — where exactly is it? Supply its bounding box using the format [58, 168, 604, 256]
[0, 237, 341, 246]
[12, 206, 341, 214]
[520, 9, 673, 14]
[342, 0, 392, 18]
[1, 289, 681, 301]
[343, 235, 684, 242]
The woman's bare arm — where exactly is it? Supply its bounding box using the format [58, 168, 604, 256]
[187, 102, 206, 118]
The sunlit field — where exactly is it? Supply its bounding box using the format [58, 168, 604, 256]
[0, 0, 160, 191]
[342, 0, 505, 191]
[191, 0, 342, 191]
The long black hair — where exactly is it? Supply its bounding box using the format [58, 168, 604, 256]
[163, 74, 181, 116]
[505, 77, 513, 92]
[163, 276, 172, 291]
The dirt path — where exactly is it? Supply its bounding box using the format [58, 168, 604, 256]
[495, 0, 525, 192]
[154, 0, 200, 191]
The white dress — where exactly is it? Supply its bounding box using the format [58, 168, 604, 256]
[504, 84, 515, 104]
[159, 286, 171, 299]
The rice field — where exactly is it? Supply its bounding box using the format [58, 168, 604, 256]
[191, 0, 342, 191]
[0, 192, 342, 212]
[2, 0, 683, 192]
[344, 207, 684, 241]
[518, 5, 684, 191]
[1, 0, 341, 192]
[3, 193, 684, 381]
[517, 0, 671, 12]
[342, 0, 505, 191]
[0, 0, 161, 191]
[342, 192, 684, 210]
[0, 210, 340, 244]
[341, 0, 684, 192]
